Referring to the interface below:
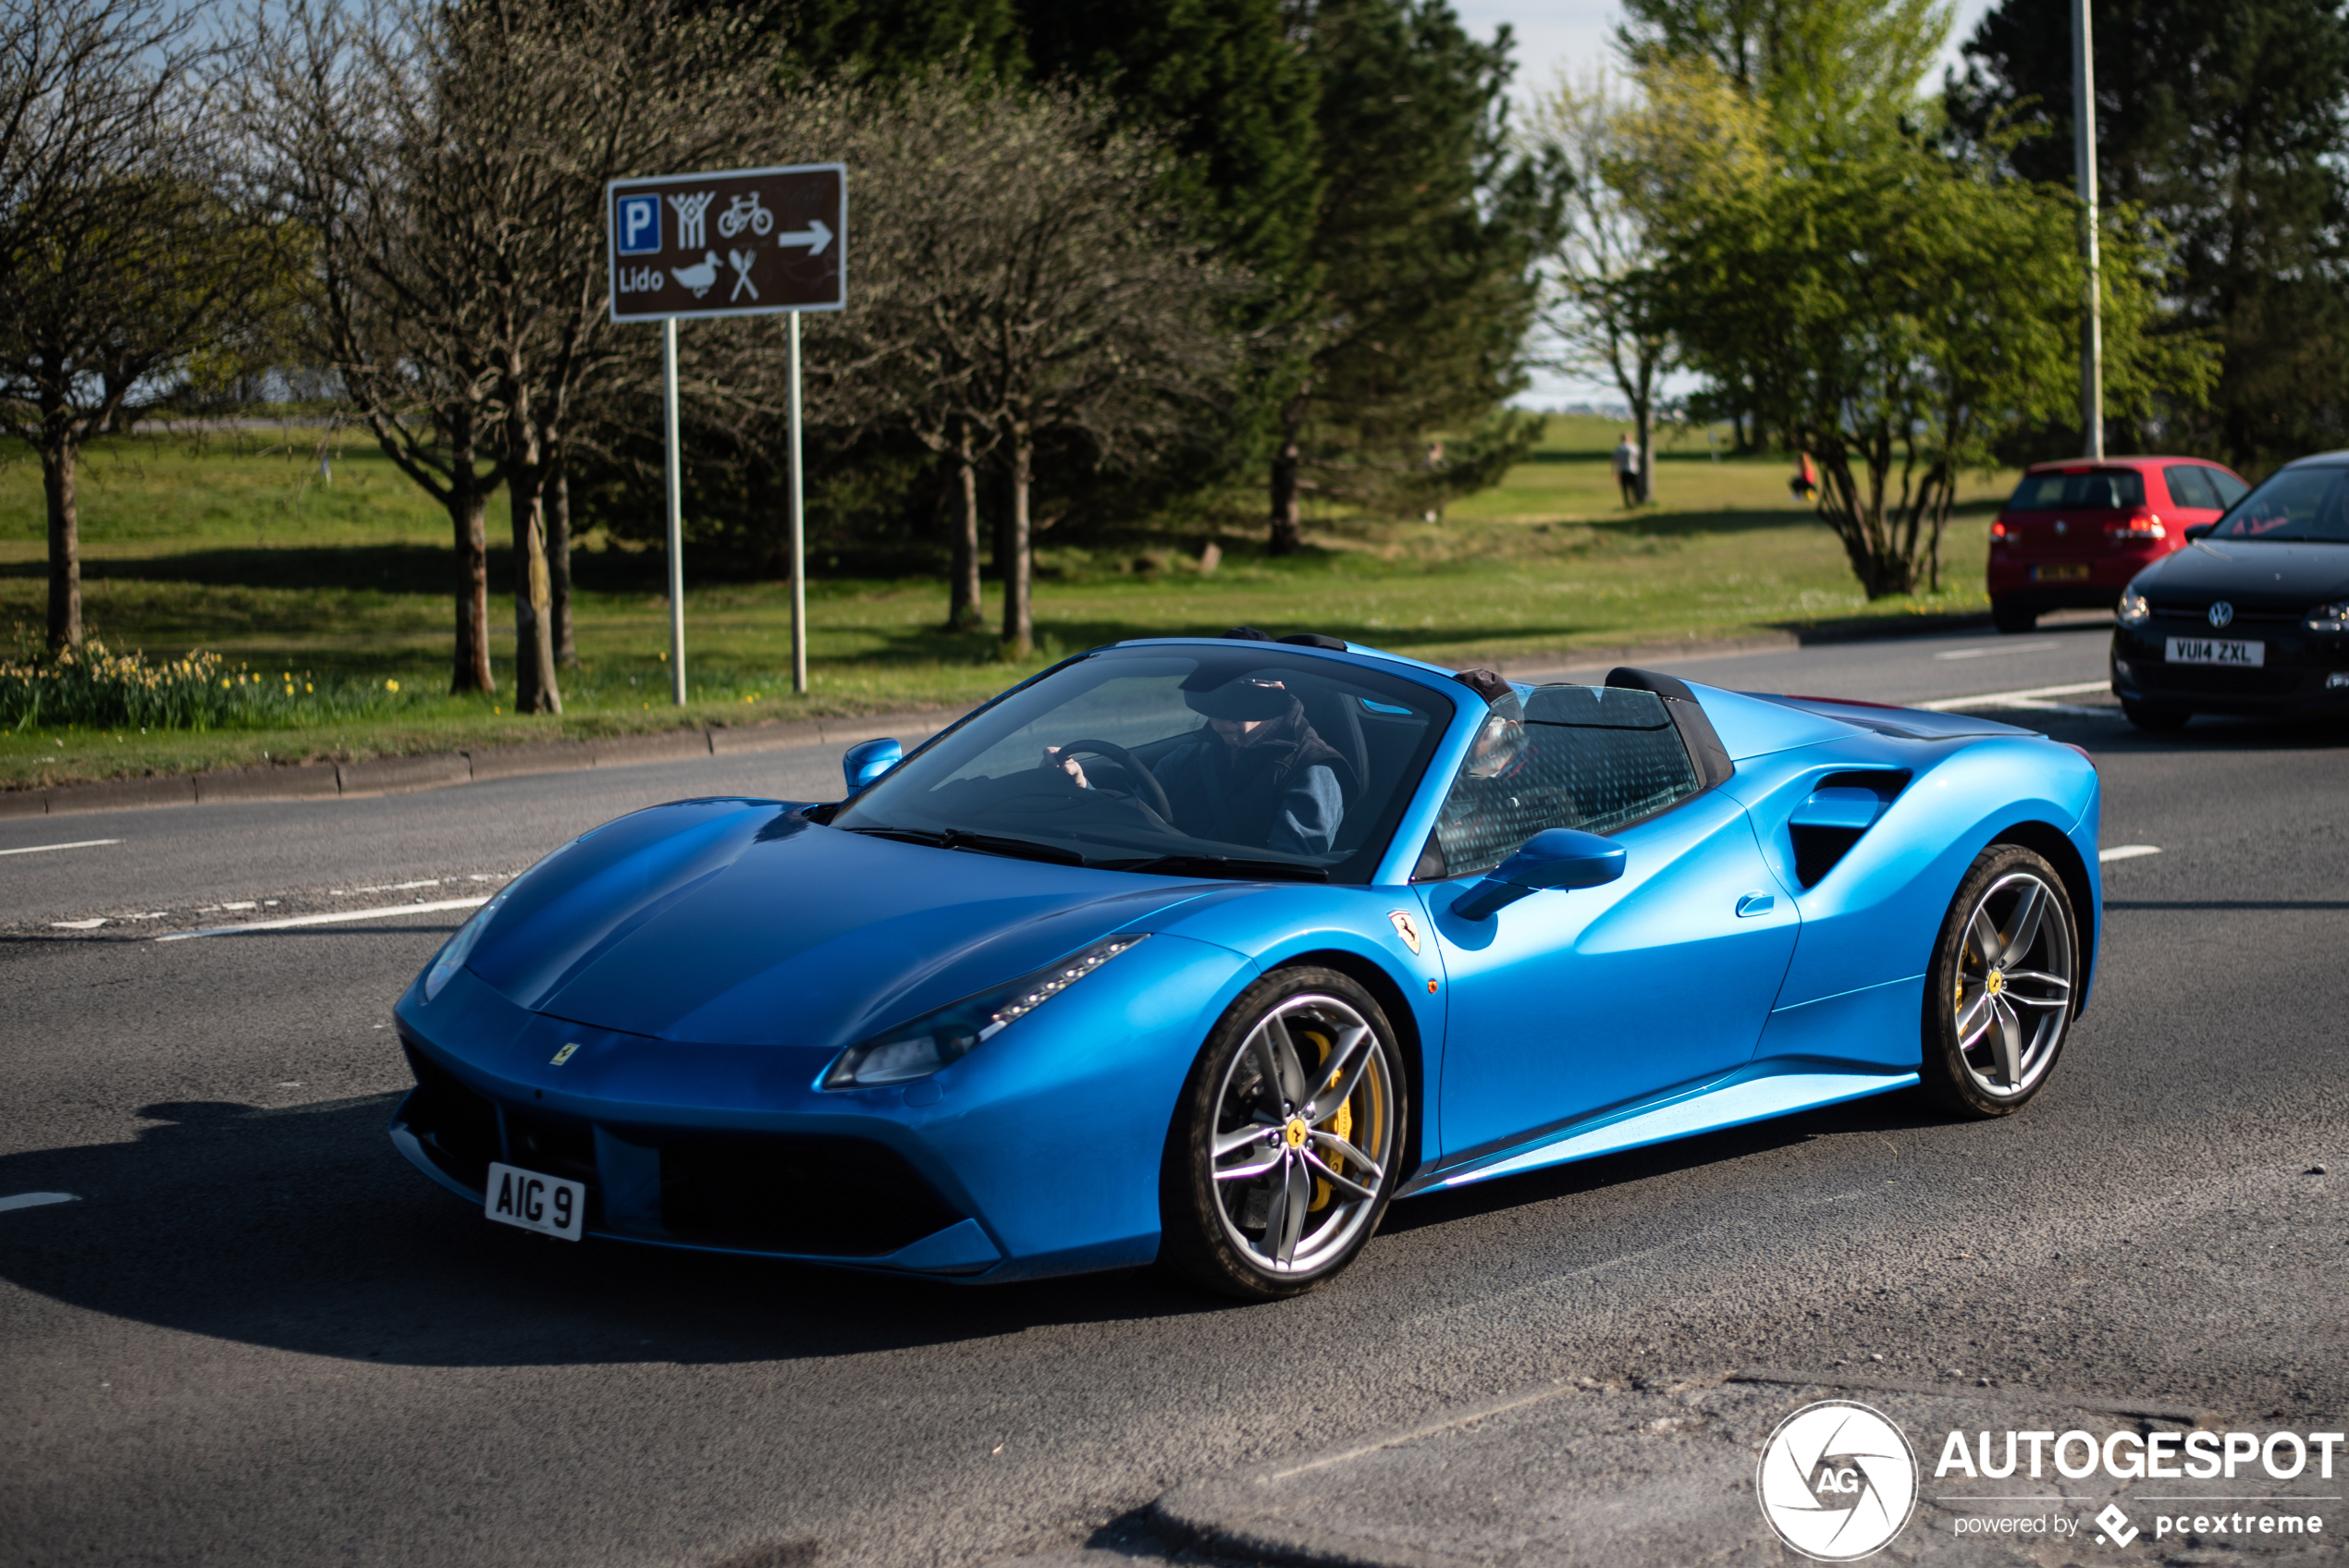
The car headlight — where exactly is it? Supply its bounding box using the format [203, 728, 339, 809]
[821, 935, 1150, 1089]
[421, 886, 512, 1001]
[2117, 588, 2151, 626]
[418, 839, 575, 1001]
[2307, 601, 2349, 631]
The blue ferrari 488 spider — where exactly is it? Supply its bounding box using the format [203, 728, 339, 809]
[391, 630, 2100, 1298]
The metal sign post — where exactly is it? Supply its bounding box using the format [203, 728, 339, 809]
[787, 312, 806, 693]
[606, 163, 846, 703]
[662, 316, 686, 704]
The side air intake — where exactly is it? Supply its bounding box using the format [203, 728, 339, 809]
[1788, 771, 1909, 886]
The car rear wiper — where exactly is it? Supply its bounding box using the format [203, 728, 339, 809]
[1102, 853, 1329, 883]
[845, 825, 1085, 866]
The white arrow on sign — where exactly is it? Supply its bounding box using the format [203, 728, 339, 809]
[777, 217, 832, 255]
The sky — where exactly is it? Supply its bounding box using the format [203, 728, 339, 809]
[1458, 0, 1997, 407]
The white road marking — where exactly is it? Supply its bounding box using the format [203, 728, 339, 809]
[0, 1192, 79, 1213]
[154, 895, 489, 941]
[49, 918, 106, 930]
[352, 879, 442, 893]
[2099, 845, 2162, 863]
[1917, 680, 2111, 712]
[1934, 641, 2059, 661]
[0, 839, 121, 857]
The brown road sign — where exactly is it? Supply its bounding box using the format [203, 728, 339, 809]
[607, 163, 845, 322]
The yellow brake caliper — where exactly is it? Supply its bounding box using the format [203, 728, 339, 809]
[1303, 1028, 1353, 1212]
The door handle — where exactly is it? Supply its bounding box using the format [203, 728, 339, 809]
[1736, 891, 1776, 918]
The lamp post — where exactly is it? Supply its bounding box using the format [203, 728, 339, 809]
[2074, 0, 2104, 459]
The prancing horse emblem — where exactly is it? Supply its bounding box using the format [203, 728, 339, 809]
[1388, 910, 1421, 955]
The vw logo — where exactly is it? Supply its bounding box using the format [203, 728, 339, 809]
[2208, 601, 2234, 629]
[2054, 520, 2067, 536]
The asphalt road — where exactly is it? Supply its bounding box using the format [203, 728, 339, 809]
[4, 622, 2343, 1568]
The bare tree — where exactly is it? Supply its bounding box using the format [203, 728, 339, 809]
[440, 0, 778, 693]
[795, 81, 999, 632]
[239, 0, 504, 693]
[0, 0, 281, 649]
[1524, 68, 1675, 502]
[238, 0, 775, 705]
[817, 80, 1247, 654]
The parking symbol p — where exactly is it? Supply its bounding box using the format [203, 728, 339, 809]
[617, 195, 660, 255]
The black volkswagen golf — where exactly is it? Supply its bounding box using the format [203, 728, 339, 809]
[2110, 453, 2349, 729]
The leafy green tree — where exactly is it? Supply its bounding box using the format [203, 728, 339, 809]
[1948, 0, 2349, 468]
[1018, 0, 1324, 535]
[1019, 0, 1321, 287]
[1617, 0, 1948, 123]
[787, 0, 1026, 80]
[1641, 61, 2210, 597]
[1267, 0, 1549, 552]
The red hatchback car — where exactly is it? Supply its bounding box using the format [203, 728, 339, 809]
[1986, 456, 2249, 632]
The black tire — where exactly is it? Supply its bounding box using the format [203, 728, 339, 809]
[1922, 845, 2079, 1118]
[2121, 700, 2191, 731]
[1991, 602, 2038, 635]
[1158, 967, 1404, 1300]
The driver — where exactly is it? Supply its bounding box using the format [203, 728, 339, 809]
[1042, 670, 1355, 856]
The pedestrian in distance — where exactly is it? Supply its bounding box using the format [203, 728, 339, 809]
[1613, 432, 1641, 507]
[1789, 450, 1819, 503]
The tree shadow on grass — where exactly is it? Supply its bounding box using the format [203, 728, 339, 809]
[840, 617, 1612, 671]
[0, 545, 674, 596]
[1584, 507, 1822, 541]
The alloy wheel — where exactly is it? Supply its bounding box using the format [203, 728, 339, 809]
[1207, 994, 1395, 1276]
[1950, 870, 2074, 1099]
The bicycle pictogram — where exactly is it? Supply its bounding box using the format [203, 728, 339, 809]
[717, 192, 773, 239]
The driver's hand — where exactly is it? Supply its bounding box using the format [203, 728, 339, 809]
[1041, 746, 1089, 789]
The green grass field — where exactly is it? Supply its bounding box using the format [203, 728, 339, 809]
[0, 414, 2015, 788]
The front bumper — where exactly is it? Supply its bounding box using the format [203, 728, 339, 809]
[389, 934, 1257, 1282]
[2109, 622, 2349, 716]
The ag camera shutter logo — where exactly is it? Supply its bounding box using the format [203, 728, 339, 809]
[1757, 1400, 1920, 1561]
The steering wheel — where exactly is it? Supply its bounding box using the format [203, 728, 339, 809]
[1054, 739, 1174, 823]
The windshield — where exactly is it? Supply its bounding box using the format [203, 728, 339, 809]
[2206, 465, 2349, 543]
[831, 646, 1456, 882]
[2005, 469, 2145, 511]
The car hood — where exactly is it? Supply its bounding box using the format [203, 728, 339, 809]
[463, 799, 1226, 1047]
[2139, 540, 2349, 606]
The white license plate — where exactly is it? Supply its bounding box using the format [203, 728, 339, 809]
[2160, 633, 2255, 667]
[2166, 636, 2265, 668]
[485, 1161, 584, 1241]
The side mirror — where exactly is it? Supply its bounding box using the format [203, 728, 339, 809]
[842, 737, 902, 791]
[2183, 522, 2216, 542]
[1451, 827, 1626, 920]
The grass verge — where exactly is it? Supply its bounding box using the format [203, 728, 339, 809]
[0, 416, 2013, 790]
